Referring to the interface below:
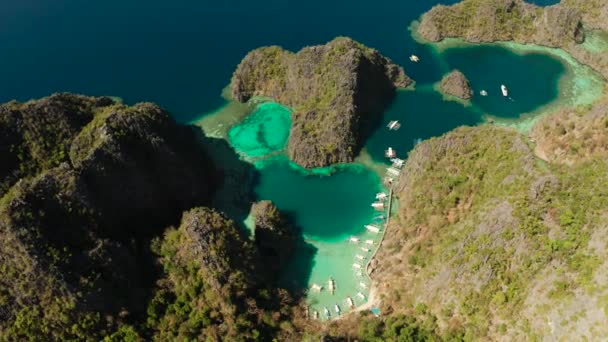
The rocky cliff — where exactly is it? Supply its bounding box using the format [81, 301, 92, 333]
[418, 0, 584, 47]
[371, 125, 608, 340]
[230, 37, 412, 168]
[0, 94, 217, 339]
[439, 70, 473, 100]
[418, 0, 608, 80]
[252, 200, 297, 278]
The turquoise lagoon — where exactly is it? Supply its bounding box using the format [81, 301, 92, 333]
[1, 0, 602, 320]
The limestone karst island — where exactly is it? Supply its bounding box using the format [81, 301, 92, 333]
[2, 0, 608, 341]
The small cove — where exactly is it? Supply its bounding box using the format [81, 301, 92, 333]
[200, 36, 595, 315]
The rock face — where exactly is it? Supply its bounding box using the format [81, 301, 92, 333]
[252, 200, 296, 277]
[0, 94, 217, 339]
[230, 37, 412, 168]
[418, 0, 584, 47]
[372, 125, 608, 340]
[439, 70, 473, 100]
[417, 0, 608, 80]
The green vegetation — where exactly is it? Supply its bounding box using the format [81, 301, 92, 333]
[230, 37, 412, 167]
[418, 0, 583, 47]
[374, 123, 608, 340]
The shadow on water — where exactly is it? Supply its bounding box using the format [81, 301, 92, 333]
[193, 126, 318, 297]
[365, 88, 483, 164]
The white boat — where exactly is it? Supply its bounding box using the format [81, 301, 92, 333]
[347, 297, 355, 308]
[314, 311, 319, 319]
[328, 278, 335, 293]
[376, 192, 388, 200]
[353, 263, 362, 269]
[366, 225, 381, 233]
[355, 271, 363, 276]
[334, 304, 341, 314]
[387, 167, 400, 176]
[409, 55, 420, 62]
[371, 202, 385, 210]
[359, 282, 367, 289]
[480, 90, 488, 96]
[501, 84, 508, 97]
[349, 236, 360, 243]
[365, 240, 374, 245]
[357, 292, 366, 300]
[391, 158, 404, 168]
[311, 283, 323, 292]
[385, 147, 396, 158]
[387, 120, 401, 131]
[360, 247, 371, 252]
[324, 307, 330, 317]
[355, 254, 365, 260]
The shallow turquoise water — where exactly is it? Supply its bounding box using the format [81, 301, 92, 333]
[228, 102, 291, 157]
[254, 157, 380, 242]
[253, 155, 384, 316]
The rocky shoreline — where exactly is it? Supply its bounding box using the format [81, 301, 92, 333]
[230, 37, 412, 168]
[418, 0, 608, 80]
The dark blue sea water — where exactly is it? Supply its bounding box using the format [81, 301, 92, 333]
[0, 0, 466, 122]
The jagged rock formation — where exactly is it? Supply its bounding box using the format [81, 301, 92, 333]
[439, 70, 473, 100]
[0, 94, 216, 339]
[252, 200, 296, 277]
[372, 125, 608, 340]
[418, 0, 608, 80]
[230, 37, 412, 168]
[418, 0, 584, 47]
[148, 207, 298, 341]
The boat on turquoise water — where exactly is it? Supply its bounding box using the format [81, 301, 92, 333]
[314, 311, 319, 319]
[311, 283, 323, 292]
[334, 304, 341, 314]
[349, 236, 360, 243]
[365, 239, 374, 245]
[501, 84, 509, 97]
[324, 307, 330, 318]
[480, 90, 488, 96]
[347, 297, 355, 308]
[391, 158, 404, 168]
[355, 254, 364, 260]
[357, 292, 366, 300]
[360, 247, 371, 252]
[366, 225, 381, 233]
[409, 55, 420, 62]
[371, 201, 385, 210]
[376, 192, 388, 200]
[353, 263, 362, 269]
[328, 277, 335, 294]
[359, 282, 367, 289]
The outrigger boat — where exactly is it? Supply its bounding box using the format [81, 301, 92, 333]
[501, 84, 508, 97]
[387, 120, 401, 130]
[347, 297, 355, 308]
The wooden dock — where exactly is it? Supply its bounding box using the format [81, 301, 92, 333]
[365, 187, 392, 276]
